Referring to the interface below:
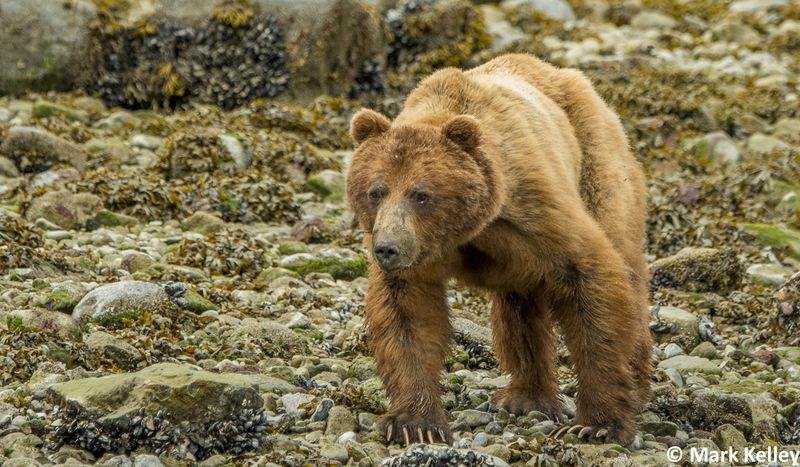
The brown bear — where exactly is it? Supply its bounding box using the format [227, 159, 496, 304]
[346, 54, 653, 446]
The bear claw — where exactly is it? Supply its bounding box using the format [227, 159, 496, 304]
[377, 413, 452, 446]
[553, 424, 620, 443]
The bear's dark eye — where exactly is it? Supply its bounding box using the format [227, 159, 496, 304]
[368, 187, 384, 203]
[410, 190, 432, 205]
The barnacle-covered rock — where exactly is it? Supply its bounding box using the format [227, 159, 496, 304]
[452, 317, 496, 370]
[88, 0, 388, 107]
[382, 444, 511, 466]
[387, 0, 490, 77]
[686, 389, 754, 438]
[47, 362, 267, 459]
[1, 126, 87, 174]
[649, 247, 744, 293]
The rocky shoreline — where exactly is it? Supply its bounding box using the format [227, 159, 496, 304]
[1, 0, 799, 465]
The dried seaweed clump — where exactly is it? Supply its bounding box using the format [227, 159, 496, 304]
[770, 274, 800, 343]
[0, 330, 82, 386]
[587, 62, 798, 134]
[157, 129, 246, 179]
[84, 170, 299, 224]
[0, 211, 62, 274]
[645, 153, 797, 259]
[168, 228, 272, 278]
[386, 0, 490, 77]
[247, 98, 353, 151]
[88, 11, 288, 109]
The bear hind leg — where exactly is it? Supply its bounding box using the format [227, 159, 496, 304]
[490, 292, 563, 421]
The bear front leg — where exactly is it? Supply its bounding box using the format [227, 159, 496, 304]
[491, 292, 563, 421]
[551, 236, 644, 445]
[365, 265, 453, 445]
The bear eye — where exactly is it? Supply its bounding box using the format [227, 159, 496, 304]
[368, 187, 384, 203]
[410, 190, 432, 205]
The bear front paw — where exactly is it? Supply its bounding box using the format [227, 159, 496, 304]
[553, 423, 636, 446]
[495, 390, 565, 423]
[376, 412, 452, 446]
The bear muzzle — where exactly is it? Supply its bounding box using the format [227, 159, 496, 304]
[372, 206, 418, 272]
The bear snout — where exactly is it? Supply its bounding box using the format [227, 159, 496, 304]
[374, 240, 402, 271]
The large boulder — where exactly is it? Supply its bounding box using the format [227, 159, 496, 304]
[90, 0, 388, 107]
[254, 0, 389, 100]
[25, 190, 103, 231]
[47, 362, 266, 458]
[0, 0, 97, 94]
[1, 127, 87, 174]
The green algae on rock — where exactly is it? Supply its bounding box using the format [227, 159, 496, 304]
[283, 254, 368, 281]
[743, 223, 800, 260]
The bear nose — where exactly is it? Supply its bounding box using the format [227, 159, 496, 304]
[374, 240, 401, 270]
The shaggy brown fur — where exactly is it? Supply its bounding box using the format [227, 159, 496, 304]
[346, 54, 652, 446]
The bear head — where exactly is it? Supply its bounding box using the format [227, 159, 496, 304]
[347, 109, 505, 273]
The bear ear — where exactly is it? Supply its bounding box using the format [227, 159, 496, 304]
[442, 115, 482, 152]
[350, 109, 391, 145]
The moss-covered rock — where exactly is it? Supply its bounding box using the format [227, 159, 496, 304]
[255, 266, 299, 288]
[32, 100, 90, 123]
[1, 309, 81, 341]
[306, 169, 345, 201]
[41, 284, 87, 313]
[277, 241, 309, 255]
[651, 306, 701, 349]
[170, 286, 218, 314]
[86, 209, 138, 230]
[180, 211, 227, 235]
[72, 280, 180, 327]
[283, 254, 368, 281]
